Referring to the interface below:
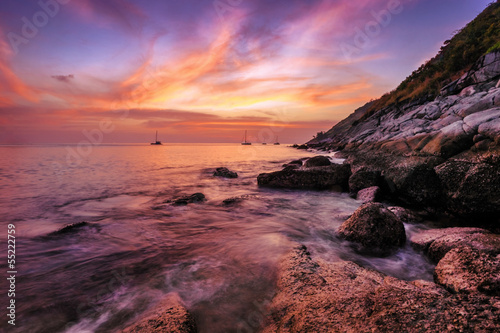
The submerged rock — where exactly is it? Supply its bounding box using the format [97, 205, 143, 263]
[303, 156, 331, 167]
[434, 246, 500, 295]
[213, 167, 238, 178]
[257, 164, 351, 191]
[337, 202, 406, 254]
[222, 197, 243, 205]
[263, 245, 500, 332]
[173, 193, 206, 205]
[47, 221, 99, 236]
[122, 294, 196, 333]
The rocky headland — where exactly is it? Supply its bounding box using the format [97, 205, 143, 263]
[303, 48, 500, 224]
[122, 3, 500, 332]
[255, 3, 500, 332]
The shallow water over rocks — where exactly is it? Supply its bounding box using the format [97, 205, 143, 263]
[0, 144, 435, 332]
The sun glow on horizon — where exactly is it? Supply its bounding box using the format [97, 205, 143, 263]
[0, 0, 493, 144]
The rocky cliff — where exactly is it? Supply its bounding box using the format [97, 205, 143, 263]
[303, 4, 500, 224]
[309, 51, 500, 158]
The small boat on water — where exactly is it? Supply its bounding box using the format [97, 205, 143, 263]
[274, 136, 280, 145]
[150, 131, 162, 145]
[241, 130, 252, 145]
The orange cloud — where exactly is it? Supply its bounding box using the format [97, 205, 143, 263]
[0, 27, 40, 105]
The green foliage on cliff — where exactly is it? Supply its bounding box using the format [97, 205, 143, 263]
[487, 41, 500, 54]
[363, 1, 500, 118]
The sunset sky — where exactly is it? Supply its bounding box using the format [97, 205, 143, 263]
[0, 0, 492, 144]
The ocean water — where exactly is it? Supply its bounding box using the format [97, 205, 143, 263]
[0, 144, 435, 333]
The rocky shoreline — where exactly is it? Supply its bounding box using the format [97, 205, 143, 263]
[255, 151, 500, 331]
[120, 44, 500, 333]
[247, 50, 500, 333]
[127, 153, 499, 332]
[253, 51, 500, 333]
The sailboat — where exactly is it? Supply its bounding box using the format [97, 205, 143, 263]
[150, 130, 162, 145]
[241, 130, 252, 145]
[274, 136, 280, 145]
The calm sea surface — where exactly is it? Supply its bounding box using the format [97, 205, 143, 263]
[0, 144, 434, 333]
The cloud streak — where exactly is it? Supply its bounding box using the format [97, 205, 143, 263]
[0, 0, 493, 143]
[51, 74, 74, 83]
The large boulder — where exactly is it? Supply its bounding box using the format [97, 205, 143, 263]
[435, 160, 500, 218]
[434, 246, 500, 295]
[257, 164, 351, 191]
[337, 203, 406, 254]
[410, 227, 490, 252]
[348, 169, 382, 194]
[410, 227, 500, 262]
[420, 122, 474, 157]
[123, 294, 197, 333]
[470, 50, 500, 84]
[303, 156, 331, 167]
[384, 163, 443, 208]
[427, 233, 500, 262]
[263, 245, 500, 332]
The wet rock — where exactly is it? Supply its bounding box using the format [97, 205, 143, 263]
[213, 167, 238, 178]
[436, 160, 500, 217]
[303, 156, 331, 167]
[264, 245, 500, 333]
[173, 193, 206, 205]
[348, 169, 382, 194]
[282, 158, 306, 170]
[387, 206, 422, 224]
[410, 227, 491, 252]
[123, 294, 196, 333]
[282, 164, 300, 171]
[356, 186, 381, 203]
[384, 163, 443, 208]
[48, 221, 99, 236]
[282, 159, 303, 168]
[257, 164, 351, 191]
[263, 245, 385, 333]
[428, 232, 500, 262]
[222, 197, 243, 205]
[434, 246, 500, 295]
[337, 202, 406, 254]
